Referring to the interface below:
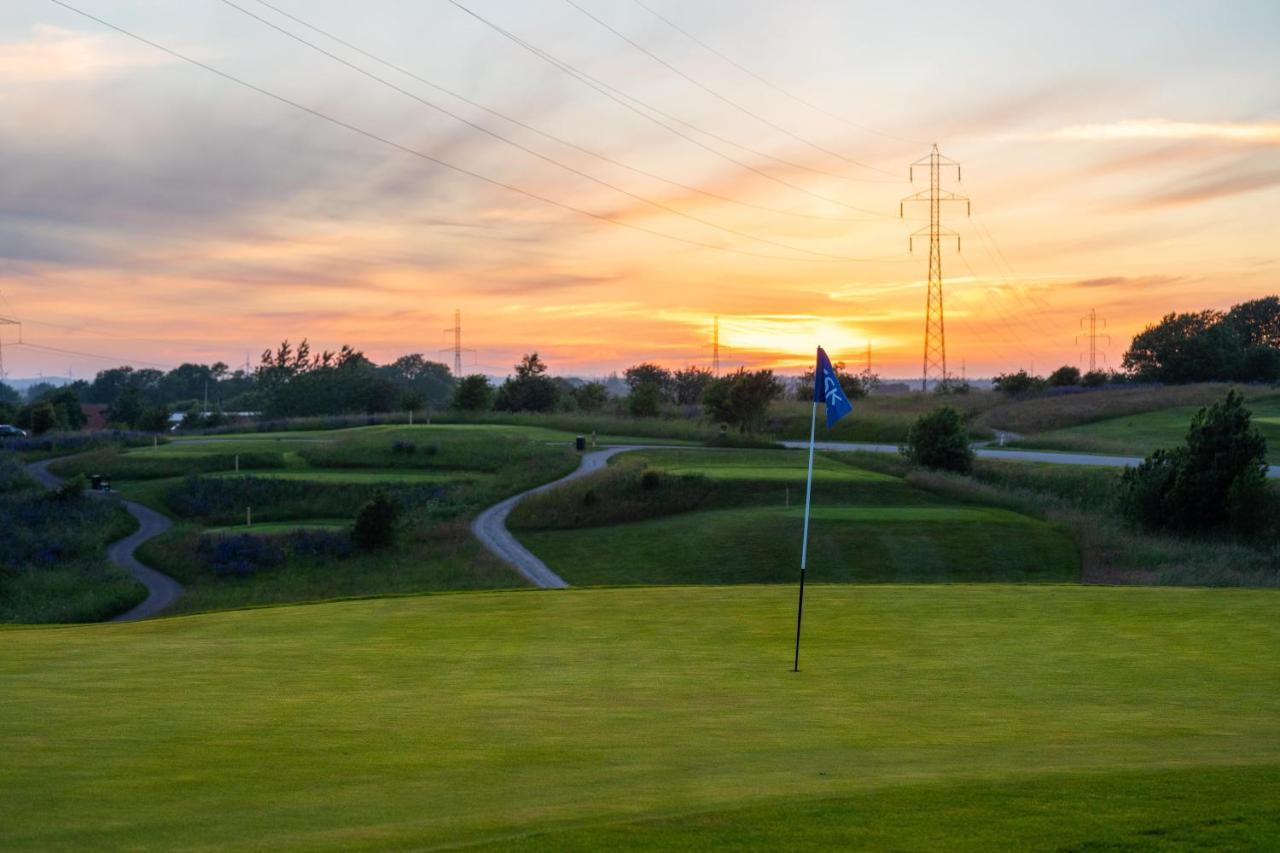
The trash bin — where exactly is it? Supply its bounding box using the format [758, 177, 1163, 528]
[99, 479, 111, 493]
[575, 435, 586, 452]
[90, 474, 102, 491]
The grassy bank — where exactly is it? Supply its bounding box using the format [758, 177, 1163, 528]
[832, 451, 1280, 587]
[3, 585, 1278, 849]
[1010, 393, 1280, 462]
[514, 449, 1078, 585]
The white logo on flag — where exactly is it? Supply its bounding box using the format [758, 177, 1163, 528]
[823, 374, 845, 407]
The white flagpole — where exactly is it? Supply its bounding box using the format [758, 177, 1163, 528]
[793, 396, 818, 672]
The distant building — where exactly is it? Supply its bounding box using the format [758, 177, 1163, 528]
[81, 404, 109, 431]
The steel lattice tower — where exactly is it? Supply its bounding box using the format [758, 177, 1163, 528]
[902, 145, 968, 391]
[440, 309, 472, 377]
[712, 315, 720, 376]
[1077, 308, 1110, 372]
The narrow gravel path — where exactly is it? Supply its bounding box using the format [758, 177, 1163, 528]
[471, 445, 656, 589]
[25, 459, 183, 620]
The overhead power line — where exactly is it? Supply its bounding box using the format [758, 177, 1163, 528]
[14, 341, 171, 369]
[630, 0, 926, 148]
[561, 0, 901, 180]
[217, 0, 878, 263]
[46, 0, 897, 265]
[249, 0, 860, 226]
[446, 0, 901, 219]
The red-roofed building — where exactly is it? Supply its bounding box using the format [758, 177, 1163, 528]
[81, 404, 109, 431]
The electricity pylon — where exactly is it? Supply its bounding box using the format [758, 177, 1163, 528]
[440, 309, 475, 377]
[901, 145, 969, 391]
[712, 316, 720, 376]
[0, 316, 20, 380]
[1077, 309, 1110, 372]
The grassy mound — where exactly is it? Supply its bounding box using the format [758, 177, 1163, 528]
[2, 586, 1277, 849]
[515, 449, 1078, 585]
[1011, 394, 1280, 462]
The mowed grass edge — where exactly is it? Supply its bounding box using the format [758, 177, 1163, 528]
[2, 584, 1278, 849]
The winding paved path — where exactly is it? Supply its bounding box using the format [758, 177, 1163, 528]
[471, 446, 658, 589]
[781, 440, 1280, 478]
[25, 459, 183, 620]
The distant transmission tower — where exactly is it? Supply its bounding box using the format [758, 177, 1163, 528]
[865, 340, 872, 374]
[441, 309, 475, 376]
[1076, 308, 1110, 372]
[901, 145, 969, 391]
[712, 316, 720, 376]
[0, 315, 21, 381]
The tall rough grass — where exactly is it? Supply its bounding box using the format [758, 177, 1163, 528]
[974, 383, 1277, 434]
[50, 448, 287, 480]
[905, 463, 1279, 587]
[0, 454, 143, 622]
[508, 460, 715, 530]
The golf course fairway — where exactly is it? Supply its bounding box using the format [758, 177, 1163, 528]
[3, 585, 1278, 850]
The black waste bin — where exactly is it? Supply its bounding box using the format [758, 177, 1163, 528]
[575, 435, 586, 452]
[90, 474, 102, 491]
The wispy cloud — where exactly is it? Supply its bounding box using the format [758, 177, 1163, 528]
[0, 25, 173, 84]
[1043, 119, 1280, 144]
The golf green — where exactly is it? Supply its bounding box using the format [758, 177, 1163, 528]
[2, 586, 1277, 849]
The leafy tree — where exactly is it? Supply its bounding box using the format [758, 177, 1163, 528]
[992, 370, 1044, 396]
[1080, 370, 1109, 388]
[1225, 296, 1280, 349]
[137, 407, 171, 433]
[902, 406, 973, 473]
[379, 354, 455, 410]
[352, 494, 400, 550]
[1047, 365, 1082, 387]
[0, 381, 20, 409]
[1122, 310, 1243, 383]
[108, 390, 145, 427]
[86, 367, 163, 406]
[29, 403, 57, 436]
[494, 353, 559, 413]
[627, 383, 661, 417]
[671, 366, 714, 405]
[25, 381, 59, 402]
[702, 368, 783, 434]
[571, 382, 608, 411]
[451, 374, 493, 411]
[623, 363, 673, 400]
[45, 389, 87, 431]
[399, 389, 426, 416]
[158, 362, 226, 406]
[1119, 390, 1269, 534]
[795, 362, 872, 401]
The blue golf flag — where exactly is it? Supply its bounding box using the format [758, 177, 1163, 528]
[813, 347, 854, 428]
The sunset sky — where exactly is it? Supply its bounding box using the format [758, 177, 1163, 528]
[2, 0, 1278, 380]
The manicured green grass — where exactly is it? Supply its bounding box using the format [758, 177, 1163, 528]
[522, 505, 1076, 585]
[517, 448, 1078, 585]
[1013, 394, 1280, 462]
[2, 585, 1278, 849]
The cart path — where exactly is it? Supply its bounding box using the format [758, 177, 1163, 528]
[471, 446, 659, 589]
[25, 459, 183, 620]
[781, 440, 1280, 478]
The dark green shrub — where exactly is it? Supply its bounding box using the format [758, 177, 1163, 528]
[640, 469, 661, 491]
[902, 406, 974, 473]
[1047, 365, 1082, 387]
[1119, 390, 1269, 533]
[1080, 370, 1109, 388]
[628, 383, 661, 418]
[352, 494, 400, 550]
[992, 370, 1045, 396]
